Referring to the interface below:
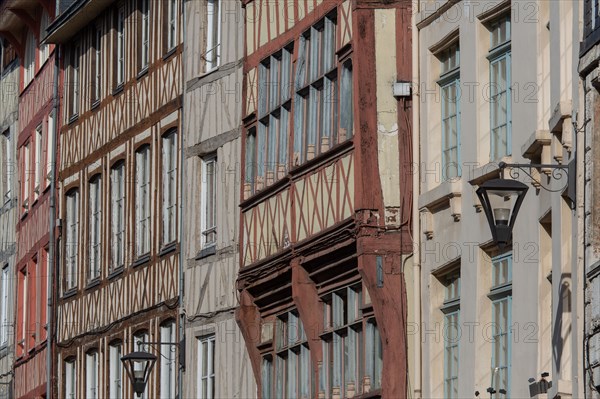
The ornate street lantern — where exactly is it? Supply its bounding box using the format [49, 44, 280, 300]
[121, 351, 157, 397]
[476, 178, 529, 249]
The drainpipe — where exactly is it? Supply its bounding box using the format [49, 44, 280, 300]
[177, 2, 187, 398]
[47, 44, 60, 399]
[411, 1, 422, 398]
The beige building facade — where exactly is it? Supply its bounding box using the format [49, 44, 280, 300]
[181, 0, 256, 397]
[415, 1, 584, 398]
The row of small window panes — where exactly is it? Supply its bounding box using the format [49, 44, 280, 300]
[323, 284, 362, 331]
[276, 310, 307, 351]
[440, 43, 460, 74]
[319, 318, 383, 398]
[258, 47, 293, 118]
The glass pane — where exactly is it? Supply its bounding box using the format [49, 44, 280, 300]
[340, 63, 353, 141]
[281, 49, 292, 101]
[270, 56, 280, 110]
[259, 63, 269, 117]
[279, 107, 289, 170]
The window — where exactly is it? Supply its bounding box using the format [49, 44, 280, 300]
[139, 0, 150, 70]
[2, 130, 13, 201]
[22, 142, 30, 210]
[162, 131, 177, 244]
[88, 175, 102, 281]
[39, 10, 50, 65]
[489, 16, 511, 161]
[65, 188, 79, 291]
[65, 358, 77, 399]
[201, 156, 216, 248]
[115, 5, 125, 87]
[68, 43, 80, 117]
[160, 321, 177, 399]
[135, 146, 151, 256]
[438, 43, 460, 180]
[92, 26, 102, 104]
[167, 0, 178, 51]
[245, 14, 353, 198]
[205, 0, 221, 70]
[262, 310, 311, 399]
[197, 334, 215, 399]
[134, 331, 150, 399]
[86, 350, 99, 399]
[111, 162, 126, 270]
[23, 30, 35, 86]
[17, 266, 29, 356]
[442, 273, 460, 399]
[490, 253, 512, 398]
[0, 266, 8, 346]
[46, 112, 55, 186]
[34, 125, 42, 198]
[109, 342, 123, 399]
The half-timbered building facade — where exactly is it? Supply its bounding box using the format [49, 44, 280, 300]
[46, 0, 182, 397]
[0, 39, 19, 399]
[182, 0, 257, 397]
[0, 2, 57, 398]
[236, 1, 415, 398]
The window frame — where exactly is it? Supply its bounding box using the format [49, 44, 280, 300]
[0, 265, 9, 347]
[110, 161, 126, 271]
[64, 188, 80, 292]
[161, 130, 178, 245]
[167, 0, 178, 51]
[160, 320, 177, 399]
[139, 0, 150, 71]
[135, 145, 151, 257]
[46, 112, 55, 188]
[85, 350, 99, 399]
[2, 129, 12, 202]
[205, 0, 222, 71]
[88, 174, 102, 282]
[197, 334, 216, 399]
[441, 272, 461, 399]
[64, 358, 77, 399]
[92, 25, 102, 105]
[115, 4, 126, 88]
[23, 30, 35, 87]
[68, 42, 81, 118]
[34, 124, 42, 199]
[200, 155, 217, 249]
[488, 16, 512, 161]
[437, 43, 461, 180]
[109, 341, 124, 399]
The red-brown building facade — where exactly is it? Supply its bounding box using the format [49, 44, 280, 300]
[0, 1, 57, 398]
[236, 1, 415, 398]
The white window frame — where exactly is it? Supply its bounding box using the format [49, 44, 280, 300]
[39, 10, 50, 65]
[34, 124, 42, 199]
[65, 189, 79, 292]
[135, 146, 151, 257]
[141, 0, 150, 70]
[167, 0, 178, 51]
[490, 253, 512, 398]
[205, 0, 222, 71]
[109, 342, 123, 399]
[197, 334, 215, 399]
[22, 142, 30, 210]
[0, 266, 9, 346]
[23, 30, 35, 86]
[201, 155, 217, 248]
[86, 351, 99, 399]
[65, 358, 77, 399]
[116, 5, 125, 86]
[162, 131, 177, 245]
[46, 112, 55, 188]
[19, 268, 27, 348]
[442, 273, 460, 399]
[2, 130, 13, 201]
[111, 162, 126, 270]
[70, 43, 80, 117]
[88, 175, 102, 281]
[93, 26, 102, 103]
[160, 321, 177, 399]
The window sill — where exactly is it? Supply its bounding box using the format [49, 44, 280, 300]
[108, 267, 124, 280]
[91, 99, 100, 111]
[137, 67, 149, 80]
[159, 242, 177, 257]
[132, 253, 151, 268]
[85, 278, 101, 291]
[163, 47, 177, 61]
[20, 210, 28, 220]
[488, 283, 512, 301]
[195, 245, 216, 260]
[61, 288, 78, 299]
[112, 84, 124, 97]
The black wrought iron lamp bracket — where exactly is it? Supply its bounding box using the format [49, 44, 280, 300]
[138, 340, 186, 370]
[498, 158, 576, 208]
